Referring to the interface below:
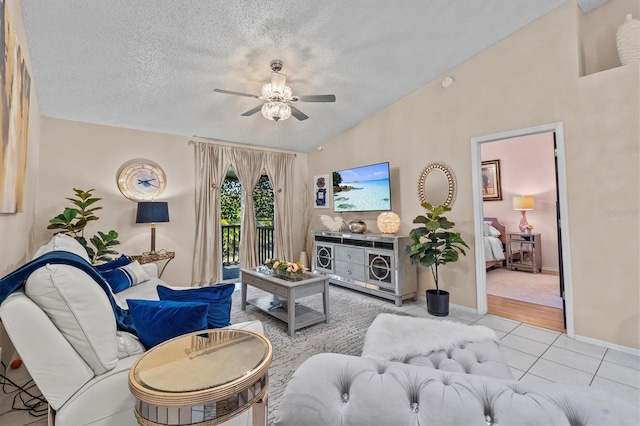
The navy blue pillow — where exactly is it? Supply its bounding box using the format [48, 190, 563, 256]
[157, 284, 235, 329]
[100, 261, 150, 293]
[94, 255, 131, 273]
[127, 299, 209, 349]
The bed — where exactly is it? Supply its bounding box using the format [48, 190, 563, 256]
[483, 217, 506, 270]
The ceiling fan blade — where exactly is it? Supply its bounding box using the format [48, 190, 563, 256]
[295, 94, 336, 102]
[214, 89, 259, 99]
[241, 105, 264, 116]
[289, 104, 309, 121]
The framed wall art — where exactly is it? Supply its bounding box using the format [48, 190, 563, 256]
[0, 0, 32, 213]
[313, 174, 330, 208]
[481, 160, 502, 201]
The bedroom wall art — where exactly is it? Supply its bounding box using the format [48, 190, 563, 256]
[0, 0, 32, 214]
[313, 174, 330, 208]
[481, 160, 502, 201]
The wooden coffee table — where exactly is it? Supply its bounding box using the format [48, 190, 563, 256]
[129, 329, 272, 425]
[241, 267, 330, 336]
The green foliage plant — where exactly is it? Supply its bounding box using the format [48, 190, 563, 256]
[405, 202, 469, 294]
[47, 188, 120, 264]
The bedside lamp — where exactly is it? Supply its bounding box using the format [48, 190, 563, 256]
[136, 201, 169, 254]
[512, 195, 534, 233]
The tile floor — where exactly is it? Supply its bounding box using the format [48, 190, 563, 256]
[1, 286, 639, 425]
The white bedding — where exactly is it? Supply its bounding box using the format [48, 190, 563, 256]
[484, 236, 505, 262]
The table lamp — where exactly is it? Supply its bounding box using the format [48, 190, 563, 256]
[136, 201, 169, 254]
[512, 195, 534, 232]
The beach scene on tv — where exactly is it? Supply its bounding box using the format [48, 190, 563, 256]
[333, 163, 391, 212]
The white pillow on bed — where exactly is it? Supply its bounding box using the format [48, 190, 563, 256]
[483, 221, 502, 237]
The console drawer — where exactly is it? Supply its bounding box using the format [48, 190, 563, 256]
[334, 246, 365, 264]
[334, 260, 366, 281]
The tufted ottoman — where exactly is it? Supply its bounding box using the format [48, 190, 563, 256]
[272, 313, 640, 425]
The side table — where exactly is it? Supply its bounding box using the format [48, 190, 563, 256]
[506, 233, 542, 273]
[130, 251, 175, 279]
[129, 329, 272, 426]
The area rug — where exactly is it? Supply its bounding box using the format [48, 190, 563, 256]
[486, 268, 563, 309]
[229, 287, 409, 424]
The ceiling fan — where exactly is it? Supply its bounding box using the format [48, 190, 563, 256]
[214, 59, 336, 122]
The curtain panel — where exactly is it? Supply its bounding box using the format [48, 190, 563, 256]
[191, 140, 297, 284]
[192, 143, 231, 286]
[230, 149, 263, 269]
[263, 152, 295, 261]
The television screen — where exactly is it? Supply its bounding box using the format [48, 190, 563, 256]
[333, 162, 391, 212]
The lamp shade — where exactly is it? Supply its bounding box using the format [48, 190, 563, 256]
[136, 202, 170, 224]
[512, 196, 534, 211]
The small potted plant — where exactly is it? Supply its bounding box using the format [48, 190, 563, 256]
[405, 202, 469, 316]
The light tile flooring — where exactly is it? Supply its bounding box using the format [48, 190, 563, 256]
[1, 286, 639, 425]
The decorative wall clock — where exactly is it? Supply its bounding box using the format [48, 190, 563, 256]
[117, 159, 166, 201]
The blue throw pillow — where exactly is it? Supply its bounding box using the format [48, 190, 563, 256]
[157, 284, 235, 329]
[100, 261, 150, 293]
[127, 299, 209, 349]
[94, 255, 131, 273]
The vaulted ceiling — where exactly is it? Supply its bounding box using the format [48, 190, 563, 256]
[21, 0, 608, 152]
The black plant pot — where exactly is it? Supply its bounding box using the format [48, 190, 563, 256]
[426, 289, 449, 317]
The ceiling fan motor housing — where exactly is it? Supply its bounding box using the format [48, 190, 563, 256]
[270, 59, 283, 72]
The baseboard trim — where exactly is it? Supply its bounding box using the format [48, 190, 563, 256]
[574, 334, 640, 356]
[449, 303, 479, 313]
[413, 296, 478, 314]
[419, 299, 639, 355]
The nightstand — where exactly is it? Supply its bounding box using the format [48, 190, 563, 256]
[130, 250, 175, 278]
[506, 233, 541, 273]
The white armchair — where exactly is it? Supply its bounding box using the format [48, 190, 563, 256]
[0, 235, 262, 425]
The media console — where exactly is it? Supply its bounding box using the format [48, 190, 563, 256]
[313, 231, 417, 306]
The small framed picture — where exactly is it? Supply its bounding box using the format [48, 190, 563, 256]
[481, 160, 502, 201]
[314, 174, 330, 208]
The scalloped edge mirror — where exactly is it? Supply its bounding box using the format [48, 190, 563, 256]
[417, 162, 457, 207]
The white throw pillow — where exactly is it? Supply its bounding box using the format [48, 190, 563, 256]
[122, 261, 151, 286]
[483, 221, 491, 237]
[25, 264, 119, 375]
[32, 234, 91, 263]
[488, 225, 501, 237]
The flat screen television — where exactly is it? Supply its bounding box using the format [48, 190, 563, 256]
[333, 162, 391, 212]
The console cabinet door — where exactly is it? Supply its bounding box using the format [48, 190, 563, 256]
[366, 249, 395, 290]
[315, 242, 334, 273]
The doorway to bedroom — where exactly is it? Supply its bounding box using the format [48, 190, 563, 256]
[471, 123, 572, 335]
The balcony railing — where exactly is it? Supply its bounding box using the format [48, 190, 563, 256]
[222, 225, 274, 266]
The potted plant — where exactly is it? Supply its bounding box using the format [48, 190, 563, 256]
[47, 188, 120, 264]
[405, 202, 469, 316]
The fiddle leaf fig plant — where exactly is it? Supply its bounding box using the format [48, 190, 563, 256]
[405, 202, 469, 293]
[47, 188, 120, 264]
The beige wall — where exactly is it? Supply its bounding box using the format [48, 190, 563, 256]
[482, 133, 559, 270]
[36, 118, 309, 286]
[580, 0, 640, 76]
[308, 1, 639, 349]
[0, 0, 40, 364]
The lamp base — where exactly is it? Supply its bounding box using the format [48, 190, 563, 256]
[518, 211, 529, 233]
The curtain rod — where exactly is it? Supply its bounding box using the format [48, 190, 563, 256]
[188, 138, 297, 156]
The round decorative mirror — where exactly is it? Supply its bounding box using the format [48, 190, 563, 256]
[417, 162, 457, 207]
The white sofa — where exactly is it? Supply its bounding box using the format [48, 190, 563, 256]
[0, 235, 262, 425]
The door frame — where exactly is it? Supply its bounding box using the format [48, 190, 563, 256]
[470, 122, 574, 337]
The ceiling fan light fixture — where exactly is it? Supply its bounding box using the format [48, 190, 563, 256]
[261, 83, 292, 100]
[261, 102, 291, 122]
[270, 72, 287, 95]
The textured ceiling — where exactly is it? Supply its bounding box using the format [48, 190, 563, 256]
[21, 0, 602, 153]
